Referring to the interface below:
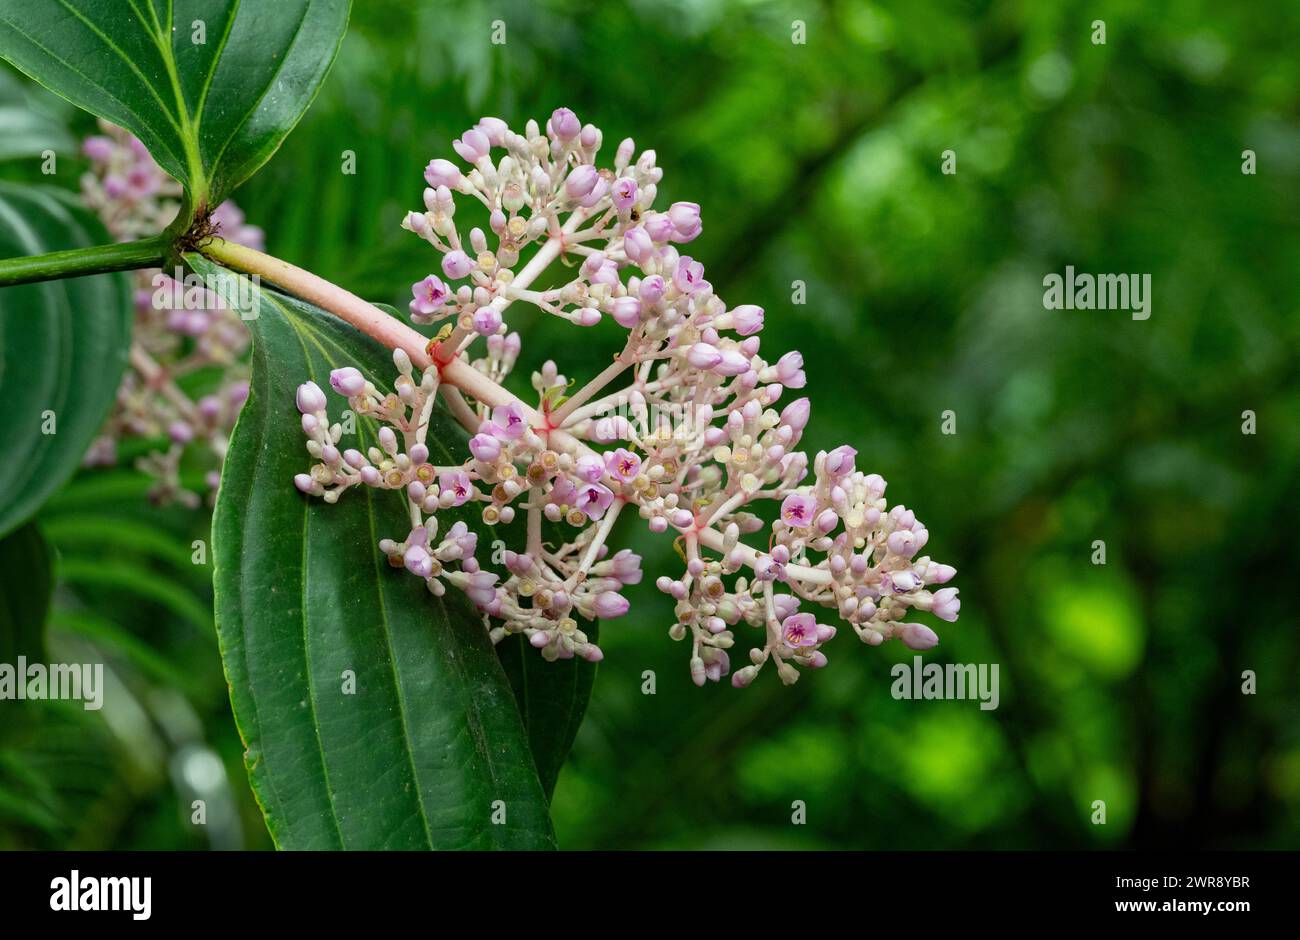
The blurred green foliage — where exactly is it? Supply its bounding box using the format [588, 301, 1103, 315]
[3, 0, 1299, 849]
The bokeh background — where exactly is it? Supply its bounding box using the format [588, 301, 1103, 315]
[2, 0, 1298, 849]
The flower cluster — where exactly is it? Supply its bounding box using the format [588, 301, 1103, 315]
[80, 121, 263, 505]
[294, 108, 959, 685]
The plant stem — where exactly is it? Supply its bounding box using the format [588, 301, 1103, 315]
[0, 235, 169, 287]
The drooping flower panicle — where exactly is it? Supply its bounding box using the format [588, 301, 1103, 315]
[292, 108, 959, 686]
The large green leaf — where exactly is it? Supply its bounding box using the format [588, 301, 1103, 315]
[497, 624, 598, 802]
[0, 522, 53, 663]
[195, 255, 555, 850]
[0, 0, 351, 213]
[0, 183, 131, 537]
[368, 303, 601, 803]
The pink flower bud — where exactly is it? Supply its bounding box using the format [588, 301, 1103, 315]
[442, 250, 473, 280]
[469, 433, 501, 461]
[780, 397, 811, 432]
[611, 296, 642, 328]
[476, 116, 508, 146]
[714, 349, 752, 376]
[329, 367, 366, 396]
[775, 350, 806, 388]
[472, 306, 502, 336]
[687, 343, 723, 370]
[296, 381, 327, 414]
[453, 127, 490, 163]
[593, 591, 630, 618]
[644, 213, 674, 242]
[294, 473, 315, 494]
[564, 164, 599, 198]
[932, 587, 961, 622]
[638, 274, 665, 305]
[550, 107, 581, 141]
[424, 158, 461, 189]
[623, 226, 653, 264]
[900, 623, 940, 651]
[730, 304, 764, 335]
[824, 444, 857, 478]
[887, 529, 918, 558]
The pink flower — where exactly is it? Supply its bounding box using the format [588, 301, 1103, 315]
[576, 482, 614, 520]
[404, 545, 433, 578]
[605, 448, 641, 482]
[673, 256, 706, 294]
[438, 470, 473, 506]
[491, 402, 527, 440]
[780, 493, 816, 527]
[781, 613, 820, 649]
[410, 275, 448, 317]
[612, 178, 638, 209]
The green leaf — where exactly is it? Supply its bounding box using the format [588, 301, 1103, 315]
[194, 255, 555, 850]
[369, 305, 600, 802]
[0, 182, 131, 537]
[0, 0, 351, 213]
[367, 306, 600, 802]
[0, 67, 75, 161]
[497, 623, 598, 802]
[0, 522, 53, 663]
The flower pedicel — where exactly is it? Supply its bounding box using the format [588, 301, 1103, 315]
[293, 108, 959, 687]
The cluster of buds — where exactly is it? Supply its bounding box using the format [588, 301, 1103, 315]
[294, 108, 959, 685]
[79, 121, 263, 505]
